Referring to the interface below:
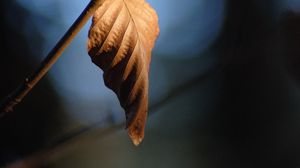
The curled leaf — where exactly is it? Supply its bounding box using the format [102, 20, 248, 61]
[87, 0, 159, 145]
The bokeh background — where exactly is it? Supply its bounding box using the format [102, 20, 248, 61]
[1, 0, 300, 167]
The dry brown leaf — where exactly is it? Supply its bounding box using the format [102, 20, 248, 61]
[87, 0, 159, 145]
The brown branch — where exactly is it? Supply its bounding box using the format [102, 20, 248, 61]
[4, 64, 224, 168]
[0, 0, 104, 116]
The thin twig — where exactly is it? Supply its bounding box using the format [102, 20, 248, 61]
[45, 62, 224, 151]
[5, 64, 224, 168]
[0, 0, 103, 116]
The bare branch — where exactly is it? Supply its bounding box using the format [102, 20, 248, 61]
[0, 0, 104, 116]
[5, 65, 223, 168]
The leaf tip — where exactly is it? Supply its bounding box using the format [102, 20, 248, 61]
[127, 121, 145, 146]
[130, 134, 143, 146]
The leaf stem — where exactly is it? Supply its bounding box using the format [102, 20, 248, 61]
[0, 0, 103, 116]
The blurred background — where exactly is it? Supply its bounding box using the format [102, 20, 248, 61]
[1, 0, 300, 167]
